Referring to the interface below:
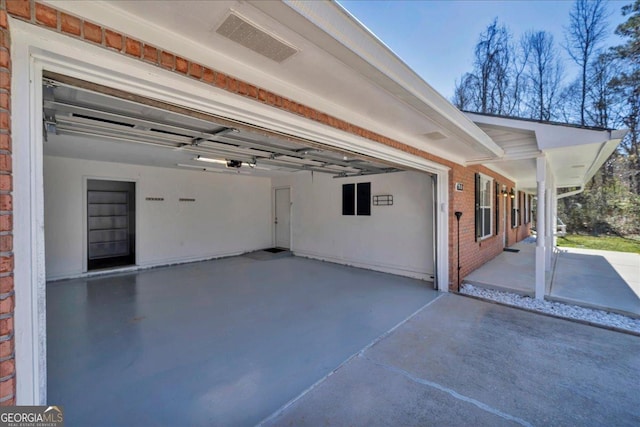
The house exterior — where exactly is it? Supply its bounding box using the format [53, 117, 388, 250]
[0, 0, 623, 406]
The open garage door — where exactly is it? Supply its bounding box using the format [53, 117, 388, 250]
[42, 73, 437, 283]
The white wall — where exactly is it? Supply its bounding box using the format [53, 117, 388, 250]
[44, 156, 272, 279]
[272, 171, 434, 280]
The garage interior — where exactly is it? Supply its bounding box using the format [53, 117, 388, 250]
[42, 75, 440, 425]
[43, 74, 436, 281]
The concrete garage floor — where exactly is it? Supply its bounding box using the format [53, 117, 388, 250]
[46, 255, 437, 426]
[265, 294, 640, 427]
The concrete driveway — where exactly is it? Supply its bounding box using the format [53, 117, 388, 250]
[263, 294, 640, 426]
[549, 247, 640, 317]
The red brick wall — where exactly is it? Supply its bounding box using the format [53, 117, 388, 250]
[449, 164, 531, 291]
[0, 0, 533, 403]
[0, 1, 13, 406]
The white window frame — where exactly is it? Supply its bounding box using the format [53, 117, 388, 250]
[479, 174, 493, 239]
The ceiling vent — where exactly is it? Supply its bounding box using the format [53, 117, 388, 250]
[424, 131, 448, 141]
[216, 13, 297, 63]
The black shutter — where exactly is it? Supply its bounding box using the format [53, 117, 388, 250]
[474, 173, 481, 241]
[356, 183, 371, 216]
[495, 182, 499, 235]
[342, 184, 355, 215]
[510, 191, 516, 229]
[519, 192, 524, 226]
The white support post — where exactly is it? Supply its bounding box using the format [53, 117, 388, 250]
[545, 178, 553, 269]
[551, 187, 558, 248]
[535, 156, 546, 300]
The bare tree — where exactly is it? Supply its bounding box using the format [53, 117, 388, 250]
[452, 19, 514, 115]
[505, 39, 529, 117]
[452, 73, 476, 110]
[475, 19, 512, 114]
[521, 31, 564, 120]
[564, 0, 610, 125]
[586, 52, 623, 128]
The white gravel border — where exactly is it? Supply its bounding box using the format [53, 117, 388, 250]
[461, 284, 640, 334]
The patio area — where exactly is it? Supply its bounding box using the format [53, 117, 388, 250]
[463, 241, 640, 318]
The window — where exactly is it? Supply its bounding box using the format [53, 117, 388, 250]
[342, 183, 355, 215]
[342, 182, 371, 216]
[474, 173, 493, 240]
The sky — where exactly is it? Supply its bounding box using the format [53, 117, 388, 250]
[338, 0, 628, 100]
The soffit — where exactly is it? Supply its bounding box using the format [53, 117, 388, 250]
[45, 0, 499, 165]
[466, 113, 623, 190]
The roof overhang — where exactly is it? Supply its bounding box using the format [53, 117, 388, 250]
[465, 113, 627, 191]
[44, 0, 502, 165]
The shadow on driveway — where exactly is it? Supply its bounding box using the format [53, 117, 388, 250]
[263, 294, 640, 427]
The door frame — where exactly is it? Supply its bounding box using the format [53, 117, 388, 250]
[272, 186, 292, 250]
[84, 178, 138, 272]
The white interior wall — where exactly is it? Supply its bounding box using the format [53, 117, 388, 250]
[44, 156, 272, 279]
[272, 171, 434, 280]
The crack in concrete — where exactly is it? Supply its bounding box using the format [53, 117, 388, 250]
[364, 357, 534, 427]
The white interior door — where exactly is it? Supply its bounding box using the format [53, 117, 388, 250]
[275, 188, 290, 249]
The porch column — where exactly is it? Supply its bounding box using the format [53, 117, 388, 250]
[551, 184, 558, 248]
[545, 175, 553, 269]
[535, 156, 546, 300]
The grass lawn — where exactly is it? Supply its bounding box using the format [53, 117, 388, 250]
[557, 234, 640, 254]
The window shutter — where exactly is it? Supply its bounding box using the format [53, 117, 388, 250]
[519, 192, 524, 225]
[474, 173, 481, 242]
[495, 182, 499, 235]
[510, 191, 516, 229]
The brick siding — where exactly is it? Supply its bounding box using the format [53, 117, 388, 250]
[0, 0, 13, 406]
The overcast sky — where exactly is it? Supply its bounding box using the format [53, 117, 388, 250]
[338, 0, 628, 100]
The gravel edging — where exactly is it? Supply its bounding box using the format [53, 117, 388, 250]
[460, 284, 640, 336]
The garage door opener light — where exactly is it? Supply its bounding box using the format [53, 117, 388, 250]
[196, 155, 261, 170]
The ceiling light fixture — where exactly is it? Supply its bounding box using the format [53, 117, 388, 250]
[195, 155, 228, 165]
[177, 163, 250, 175]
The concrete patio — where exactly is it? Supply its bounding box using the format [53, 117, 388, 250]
[463, 241, 640, 318]
[264, 294, 640, 426]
